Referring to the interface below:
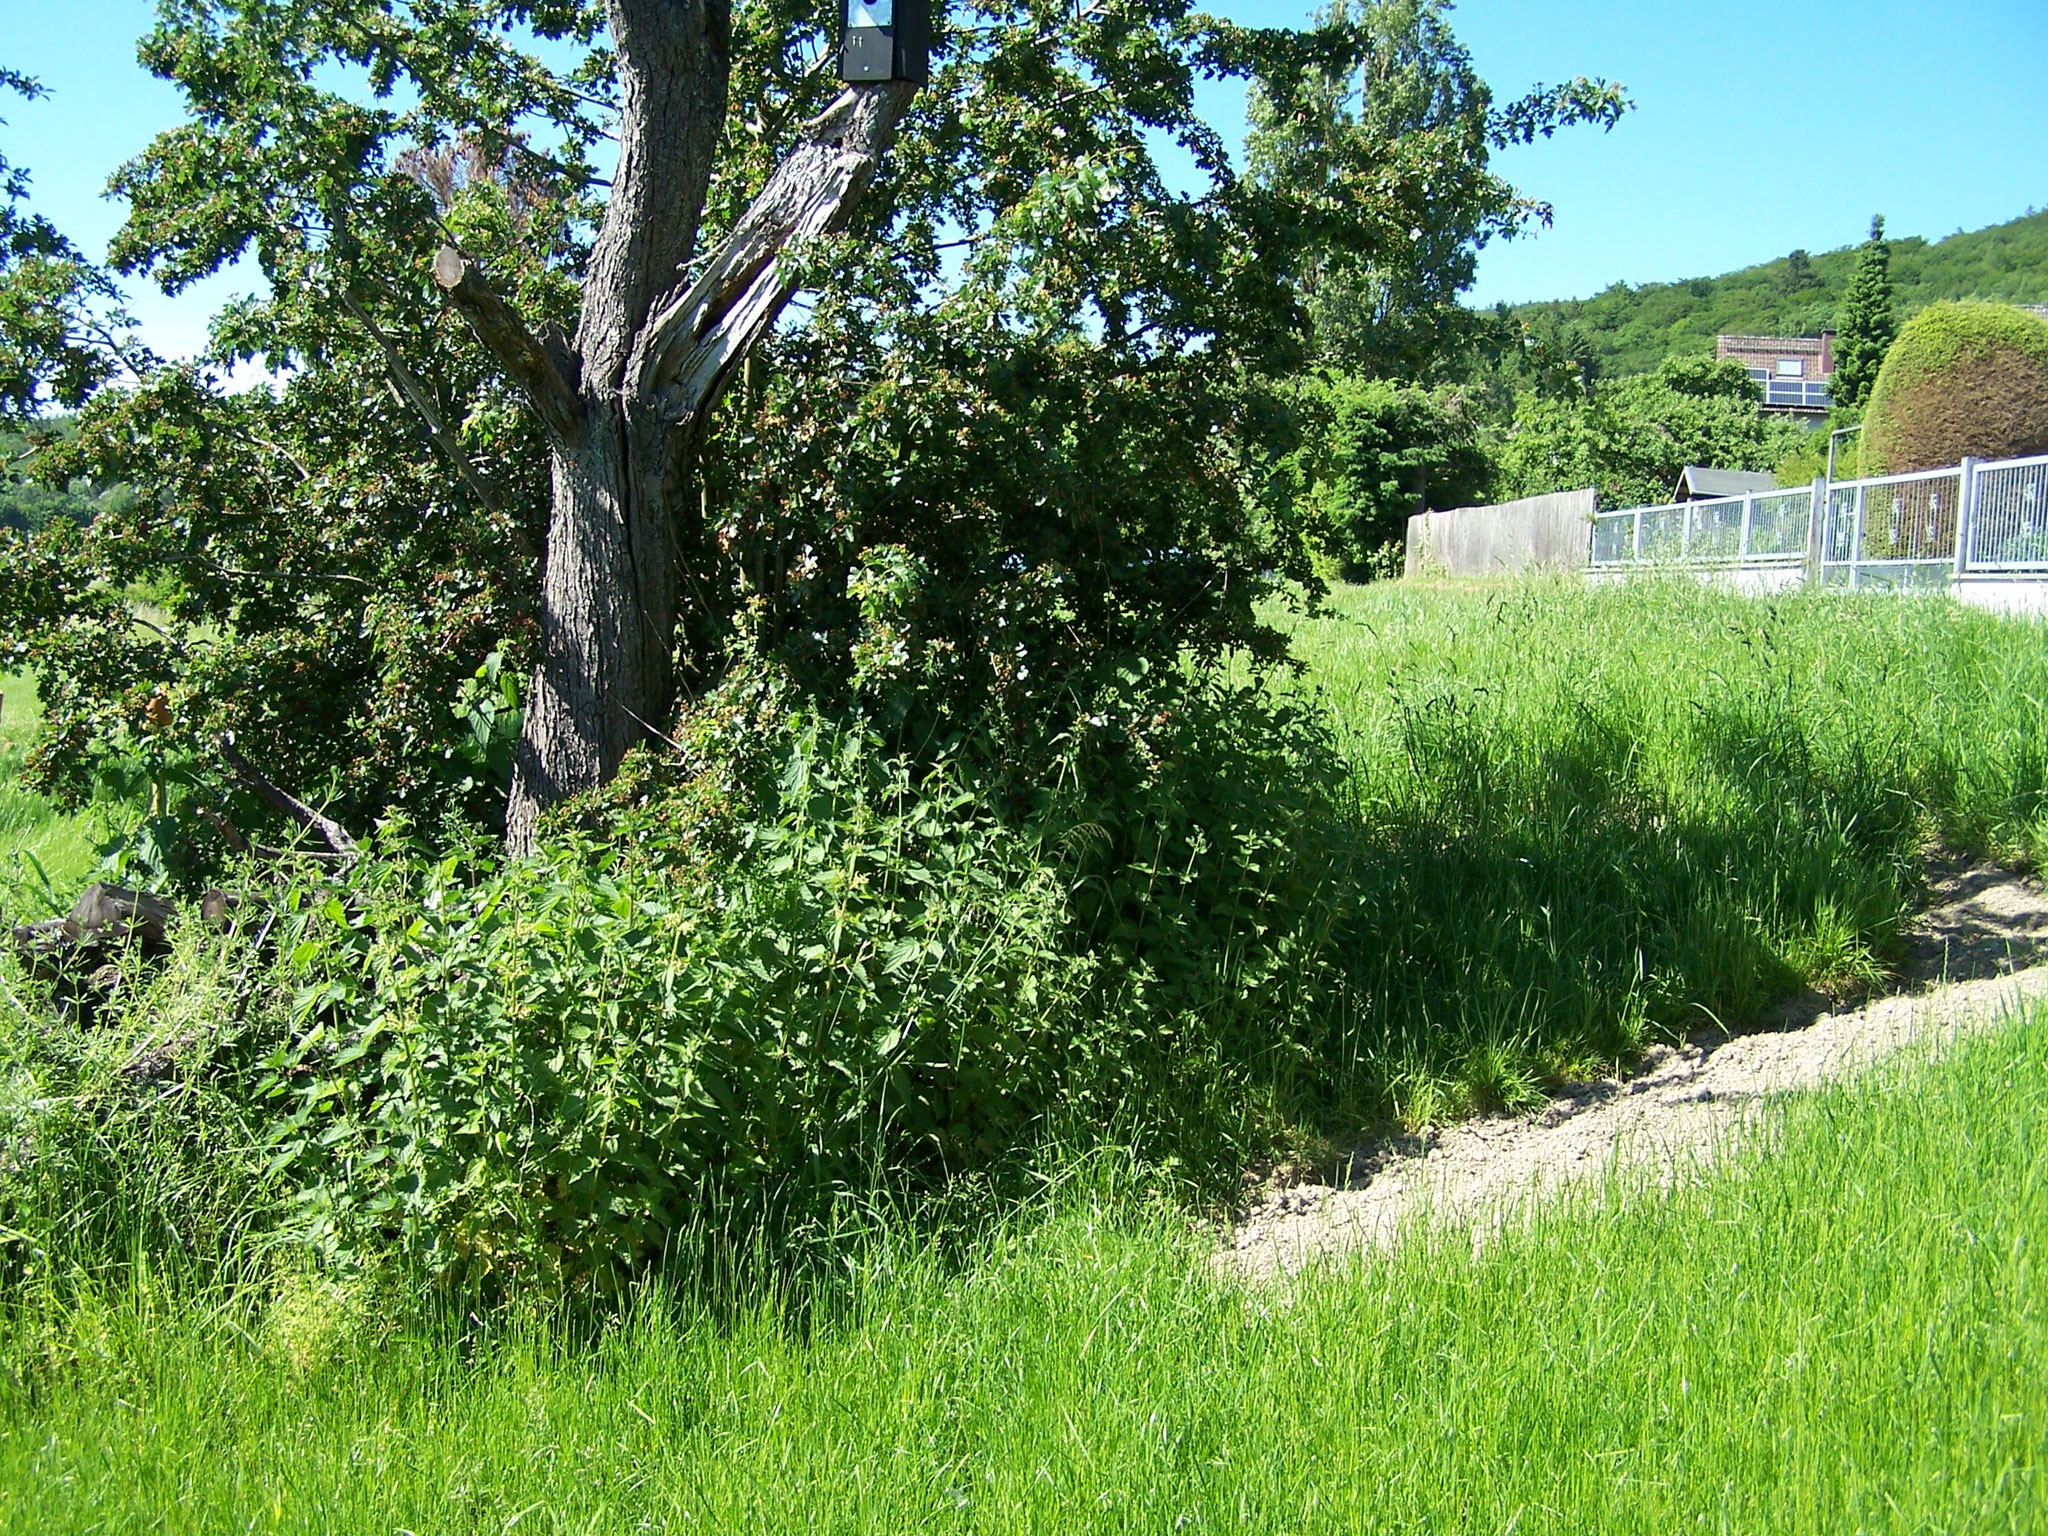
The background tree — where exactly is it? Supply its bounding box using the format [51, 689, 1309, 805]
[1831, 214, 1895, 412]
[1495, 354, 1805, 508]
[1516, 309, 1601, 400]
[1243, 0, 1627, 382]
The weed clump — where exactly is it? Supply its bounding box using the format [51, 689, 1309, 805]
[11, 668, 1341, 1297]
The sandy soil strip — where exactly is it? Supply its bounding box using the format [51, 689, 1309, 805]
[1222, 856, 2048, 1280]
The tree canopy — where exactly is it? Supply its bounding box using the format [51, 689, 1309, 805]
[1495, 355, 1805, 509]
[1245, 0, 1625, 381]
[0, 0, 1625, 859]
[0, 70, 141, 425]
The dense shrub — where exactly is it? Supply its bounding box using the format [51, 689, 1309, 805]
[1860, 300, 2048, 474]
[1268, 375, 1493, 576]
[243, 674, 1348, 1293]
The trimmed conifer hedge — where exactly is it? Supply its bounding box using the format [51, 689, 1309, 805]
[1860, 301, 2048, 475]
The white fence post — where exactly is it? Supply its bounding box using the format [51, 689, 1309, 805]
[1807, 475, 1826, 583]
[1740, 493, 1754, 563]
[1851, 485, 1865, 590]
[1633, 505, 1643, 563]
[1955, 455, 1979, 577]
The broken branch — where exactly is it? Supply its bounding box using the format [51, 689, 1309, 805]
[340, 289, 513, 524]
[431, 247, 586, 445]
[636, 82, 917, 423]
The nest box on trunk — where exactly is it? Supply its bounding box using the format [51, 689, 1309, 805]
[839, 0, 930, 83]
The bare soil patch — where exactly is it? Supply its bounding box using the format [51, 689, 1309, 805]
[1223, 854, 2048, 1279]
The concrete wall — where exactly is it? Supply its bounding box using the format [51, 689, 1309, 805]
[1954, 576, 2048, 619]
[1405, 488, 1596, 579]
[1586, 564, 1809, 597]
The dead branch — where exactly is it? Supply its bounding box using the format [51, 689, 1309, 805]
[217, 734, 362, 862]
[636, 82, 917, 423]
[339, 289, 514, 524]
[197, 804, 352, 866]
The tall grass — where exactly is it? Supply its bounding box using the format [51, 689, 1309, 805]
[6, 996, 2044, 1533]
[1273, 578, 2048, 1130]
[0, 671, 101, 909]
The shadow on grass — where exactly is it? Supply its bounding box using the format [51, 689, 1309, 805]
[1265, 691, 1927, 1139]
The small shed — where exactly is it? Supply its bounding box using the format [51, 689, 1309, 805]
[1674, 466, 1779, 503]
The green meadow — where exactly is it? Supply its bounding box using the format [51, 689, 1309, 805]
[3, 579, 2047, 1531]
[5, 993, 2043, 1534]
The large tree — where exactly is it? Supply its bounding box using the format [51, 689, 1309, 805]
[1244, 0, 1626, 381]
[5, 1, 1622, 857]
[119, 2, 916, 851]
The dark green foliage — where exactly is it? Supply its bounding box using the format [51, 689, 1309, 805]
[1831, 215, 1896, 412]
[694, 315, 1319, 772]
[1493, 354, 1806, 507]
[239, 673, 1347, 1291]
[1270, 374, 1493, 572]
[1859, 300, 2048, 476]
[1509, 207, 2048, 383]
[1516, 310, 1601, 400]
[7, 368, 539, 832]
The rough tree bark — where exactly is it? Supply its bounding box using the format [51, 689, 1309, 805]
[433, 0, 916, 853]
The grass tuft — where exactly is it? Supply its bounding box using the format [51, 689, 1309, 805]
[0, 672, 110, 908]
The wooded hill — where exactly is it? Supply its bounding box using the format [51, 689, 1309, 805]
[1510, 207, 2048, 380]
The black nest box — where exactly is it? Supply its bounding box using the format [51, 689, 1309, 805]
[839, 0, 930, 84]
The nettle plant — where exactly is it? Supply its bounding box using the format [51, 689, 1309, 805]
[259, 677, 1353, 1292]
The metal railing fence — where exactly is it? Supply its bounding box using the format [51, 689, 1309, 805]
[1587, 452, 2048, 587]
[1820, 466, 1961, 589]
[1589, 486, 1816, 569]
[1966, 454, 2048, 571]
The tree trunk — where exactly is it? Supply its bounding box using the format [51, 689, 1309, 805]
[502, 411, 680, 848]
[435, 2, 916, 853]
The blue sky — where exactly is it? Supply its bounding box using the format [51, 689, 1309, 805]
[6, 0, 2046, 360]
